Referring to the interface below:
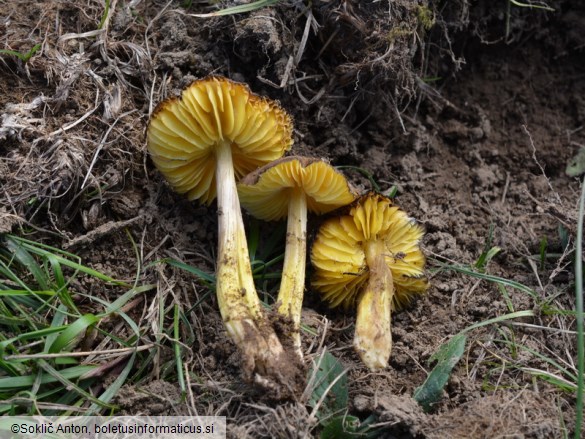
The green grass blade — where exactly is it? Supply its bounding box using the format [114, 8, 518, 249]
[0, 44, 41, 62]
[102, 284, 155, 315]
[45, 303, 68, 353]
[252, 272, 282, 280]
[174, 304, 186, 399]
[520, 368, 577, 392]
[0, 260, 22, 287]
[9, 236, 129, 287]
[0, 365, 96, 390]
[48, 314, 100, 353]
[162, 258, 215, 284]
[0, 290, 56, 297]
[436, 263, 539, 301]
[98, 0, 111, 29]
[90, 296, 144, 340]
[461, 310, 535, 333]
[4, 237, 49, 290]
[248, 219, 260, 261]
[37, 359, 114, 409]
[308, 350, 349, 424]
[495, 338, 578, 383]
[413, 333, 467, 412]
[47, 254, 65, 291]
[413, 310, 536, 411]
[186, 290, 213, 313]
[475, 223, 497, 271]
[335, 166, 381, 192]
[0, 356, 23, 376]
[252, 254, 284, 274]
[46, 254, 78, 313]
[125, 229, 142, 289]
[0, 326, 69, 358]
[0, 314, 31, 325]
[497, 284, 515, 312]
[86, 352, 137, 416]
[574, 178, 585, 438]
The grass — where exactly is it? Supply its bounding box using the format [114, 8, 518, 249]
[160, 219, 287, 299]
[335, 165, 399, 198]
[335, 166, 382, 193]
[0, 179, 579, 433]
[3, 203, 578, 433]
[153, 164, 581, 435]
[160, 218, 321, 342]
[418, 217, 584, 436]
[0, 211, 578, 434]
[0, 0, 579, 436]
[0, 234, 156, 415]
[186, 0, 282, 18]
[213, 164, 584, 434]
[306, 349, 379, 438]
[98, 0, 111, 29]
[0, 44, 41, 62]
[574, 178, 585, 438]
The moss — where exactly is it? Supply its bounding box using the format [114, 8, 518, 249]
[387, 24, 413, 42]
[417, 5, 435, 30]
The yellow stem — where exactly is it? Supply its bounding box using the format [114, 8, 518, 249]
[215, 141, 290, 381]
[215, 140, 262, 333]
[277, 189, 307, 357]
[354, 240, 394, 371]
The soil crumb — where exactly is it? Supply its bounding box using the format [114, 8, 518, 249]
[115, 380, 188, 416]
[427, 391, 571, 439]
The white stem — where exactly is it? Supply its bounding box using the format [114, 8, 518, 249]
[215, 140, 261, 338]
[277, 190, 307, 357]
[215, 141, 288, 381]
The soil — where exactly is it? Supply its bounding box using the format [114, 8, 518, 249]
[1, 0, 583, 437]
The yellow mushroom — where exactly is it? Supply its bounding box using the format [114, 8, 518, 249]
[238, 156, 357, 357]
[147, 77, 293, 383]
[311, 193, 429, 370]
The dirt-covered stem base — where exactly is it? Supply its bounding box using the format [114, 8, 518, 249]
[215, 140, 288, 381]
[354, 239, 394, 371]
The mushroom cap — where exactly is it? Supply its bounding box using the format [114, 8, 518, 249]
[311, 193, 429, 309]
[237, 156, 358, 221]
[147, 77, 293, 204]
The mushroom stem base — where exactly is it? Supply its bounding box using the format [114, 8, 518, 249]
[277, 189, 307, 358]
[215, 141, 296, 387]
[354, 242, 394, 371]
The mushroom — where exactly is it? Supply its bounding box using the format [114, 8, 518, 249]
[147, 77, 295, 384]
[238, 156, 357, 356]
[310, 193, 429, 370]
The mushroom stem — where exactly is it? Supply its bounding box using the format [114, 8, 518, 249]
[277, 189, 307, 357]
[354, 240, 394, 371]
[215, 140, 285, 371]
